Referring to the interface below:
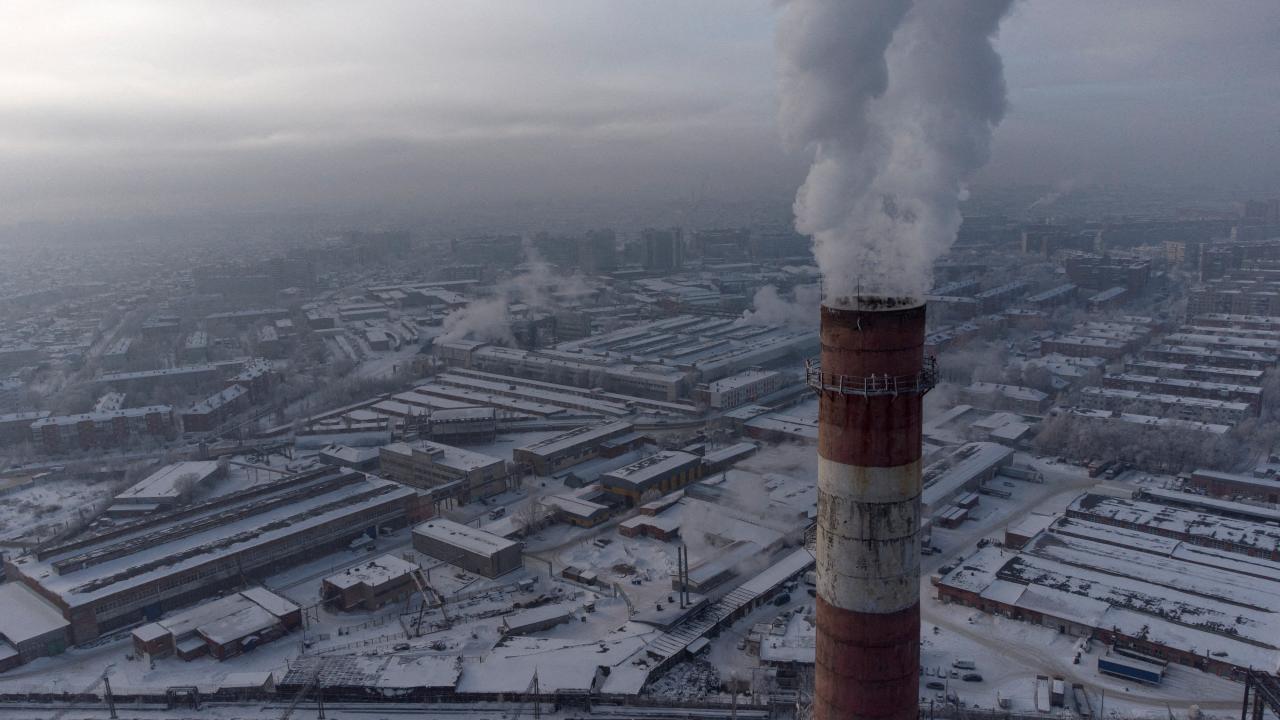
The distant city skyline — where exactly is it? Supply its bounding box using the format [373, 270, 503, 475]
[0, 1, 1276, 227]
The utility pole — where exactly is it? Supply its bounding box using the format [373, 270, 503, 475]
[102, 675, 117, 720]
[731, 672, 738, 720]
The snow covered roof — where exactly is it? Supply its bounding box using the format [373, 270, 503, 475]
[239, 587, 299, 618]
[701, 442, 758, 466]
[516, 421, 635, 457]
[323, 554, 418, 590]
[14, 474, 415, 606]
[0, 582, 69, 645]
[922, 442, 1014, 508]
[601, 451, 700, 485]
[1006, 513, 1056, 540]
[32, 405, 171, 428]
[413, 518, 519, 556]
[1069, 493, 1280, 555]
[116, 461, 221, 502]
[198, 603, 277, 646]
[501, 602, 576, 633]
[382, 440, 505, 472]
[707, 368, 779, 392]
[456, 628, 653, 694]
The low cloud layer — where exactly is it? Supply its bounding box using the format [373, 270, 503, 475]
[0, 1, 1276, 229]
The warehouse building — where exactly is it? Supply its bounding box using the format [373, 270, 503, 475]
[318, 444, 381, 472]
[513, 421, 636, 475]
[107, 460, 225, 517]
[921, 442, 1015, 517]
[130, 588, 300, 661]
[4, 467, 419, 644]
[501, 604, 574, 636]
[599, 450, 703, 505]
[321, 554, 420, 611]
[1188, 469, 1280, 505]
[423, 407, 497, 444]
[412, 519, 523, 578]
[1102, 373, 1262, 414]
[1078, 386, 1253, 426]
[694, 368, 787, 410]
[540, 486, 613, 528]
[936, 507, 1280, 678]
[0, 582, 71, 672]
[380, 440, 508, 503]
[1065, 492, 1280, 561]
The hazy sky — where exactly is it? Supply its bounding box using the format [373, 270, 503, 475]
[1, 1, 1277, 226]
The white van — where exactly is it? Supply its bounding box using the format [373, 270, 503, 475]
[953, 659, 977, 670]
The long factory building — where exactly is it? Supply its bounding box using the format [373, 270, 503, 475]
[1101, 373, 1263, 413]
[936, 490, 1280, 677]
[3, 467, 422, 645]
[1077, 386, 1253, 426]
[436, 314, 816, 402]
[513, 421, 638, 475]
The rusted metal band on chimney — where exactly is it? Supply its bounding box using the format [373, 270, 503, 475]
[815, 301, 926, 720]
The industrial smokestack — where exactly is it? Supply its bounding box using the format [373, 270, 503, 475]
[809, 297, 934, 720]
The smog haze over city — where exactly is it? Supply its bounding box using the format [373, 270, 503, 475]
[1, 3, 1279, 720]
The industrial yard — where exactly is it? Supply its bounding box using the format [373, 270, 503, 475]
[2, 9, 1280, 715]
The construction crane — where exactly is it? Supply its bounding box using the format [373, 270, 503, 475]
[50, 664, 116, 720]
[408, 566, 450, 636]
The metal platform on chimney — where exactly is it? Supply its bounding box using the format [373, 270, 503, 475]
[804, 357, 938, 397]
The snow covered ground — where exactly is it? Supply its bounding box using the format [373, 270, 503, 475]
[0, 475, 117, 544]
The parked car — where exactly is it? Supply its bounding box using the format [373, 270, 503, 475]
[926, 681, 946, 690]
[962, 673, 984, 682]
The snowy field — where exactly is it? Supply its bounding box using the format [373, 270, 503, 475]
[0, 475, 117, 544]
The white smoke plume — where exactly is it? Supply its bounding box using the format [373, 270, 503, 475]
[778, 0, 1015, 304]
[739, 283, 822, 327]
[1027, 178, 1077, 213]
[437, 237, 597, 344]
[438, 296, 514, 345]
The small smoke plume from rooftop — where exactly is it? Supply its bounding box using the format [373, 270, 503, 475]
[777, 0, 1015, 304]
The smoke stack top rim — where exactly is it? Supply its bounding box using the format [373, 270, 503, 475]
[823, 295, 921, 312]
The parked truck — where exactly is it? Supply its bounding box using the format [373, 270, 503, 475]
[1097, 649, 1165, 685]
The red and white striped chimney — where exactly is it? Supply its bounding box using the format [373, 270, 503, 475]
[809, 298, 933, 720]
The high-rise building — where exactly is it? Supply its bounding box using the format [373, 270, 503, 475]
[641, 228, 683, 271]
[579, 229, 618, 273]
